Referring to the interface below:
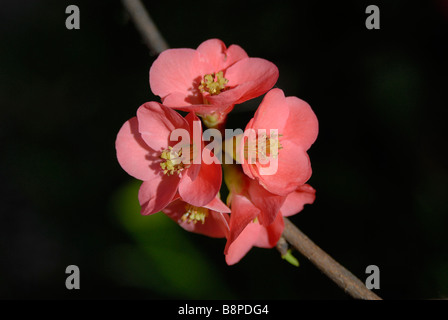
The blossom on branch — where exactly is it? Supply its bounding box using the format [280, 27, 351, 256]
[162, 194, 230, 238]
[225, 184, 316, 265]
[149, 39, 279, 127]
[239, 88, 319, 196]
[115, 101, 222, 215]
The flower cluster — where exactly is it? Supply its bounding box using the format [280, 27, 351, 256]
[116, 39, 318, 265]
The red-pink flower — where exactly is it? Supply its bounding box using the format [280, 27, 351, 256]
[115, 102, 222, 215]
[163, 195, 230, 238]
[225, 184, 316, 265]
[222, 165, 288, 255]
[149, 39, 279, 121]
[239, 88, 319, 196]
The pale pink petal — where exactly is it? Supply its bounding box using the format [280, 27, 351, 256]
[116, 117, 154, 181]
[219, 57, 279, 104]
[225, 211, 285, 265]
[224, 194, 260, 254]
[224, 44, 249, 68]
[281, 184, 316, 217]
[254, 213, 284, 248]
[181, 112, 203, 181]
[204, 196, 231, 213]
[251, 88, 290, 132]
[204, 84, 247, 108]
[192, 210, 230, 238]
[161, 98, 224, 114]
[283, 96, 319, 151]
[160, 198, 186, 219]
[176, 210, 229, 238]
[196, 39, 249, 71]
[255, 139, 313, 196]
[178, 159, 222, 207]
[137, 102, 189, 151]
[196, 39, 228, 71]
[138, 174, 180, 215]
[239, 119, 267, 180]
[163, 198, 230, 238]
[248, 180, 286, 226]
[225, 222, 261, 265]
[149, 48, 201, 100]
[162, 91, 205, 107]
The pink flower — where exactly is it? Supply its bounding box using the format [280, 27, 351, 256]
[239, 88, 319, 196]
[115, 101, 222, 215]
[162, 195, 231, 238]
[222, 165, 288, 255]
[149, 39, 279, 124]
[225, 184, 316, 265]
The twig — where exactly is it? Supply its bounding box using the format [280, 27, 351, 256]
[282, 217, 382, 300]
[276, 236, 289, 257]
[121, 0, 169, 55]
[121, 0, 383, 300]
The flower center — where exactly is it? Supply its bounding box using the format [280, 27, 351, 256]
[244, 133, 283, 162]
[181, 204, 209, 224]
[198, 71, 228, 95]
[160, 145, 195, 175]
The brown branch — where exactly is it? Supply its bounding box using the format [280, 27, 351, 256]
[282, 217, 382, 300]
[121, 0, 169, 55]
[121, 0, 383, 301]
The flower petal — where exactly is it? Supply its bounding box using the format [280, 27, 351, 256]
[115, 117, 153, 181]
[254, 212, 284, 248]
[196, 39, 249, 71]
[281, 184, 316, 217]
[161, 97, 224, 114]
[149, 48, 202, 100]
[182, 112, 203, 181]
[138, 174, 180, 215]
[224, 194, 260, 255]
[224, 44, 250, 68]
[137, 102, 189, 151]
[225, 222, 261, 265]
[161, 91, 205, 109]
[178, 157, 222, 207]
[217, 57, 279, 104]
[248, 180, 286, 225]
[251, 88, 290, 132]
[163, 198, 230, 238]
[204, 196, 231, 213]
[283, 96, 319, 151]
[255, 139, 313, 196]
[225, 210, 285, 265]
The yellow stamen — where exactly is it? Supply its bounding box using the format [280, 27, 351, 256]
[244, 133, 283, 162]
[181, 204, 209, 224]
[198, 71, 229, 95]
[159, 146, 192, 175]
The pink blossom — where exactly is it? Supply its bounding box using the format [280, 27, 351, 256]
[225, 184, 316, 265]
[149, 39, 279, 124]
[163, 195, 230, 238]
[222, 165, 288, 256]
[115, 101, 222, 215]
[240, 88, 319, 196]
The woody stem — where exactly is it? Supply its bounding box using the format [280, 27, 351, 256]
[282, 217, 382, 300]
[121, 0, 169, 55]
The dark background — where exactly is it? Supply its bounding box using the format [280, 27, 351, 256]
[1, 0, 447, 299]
